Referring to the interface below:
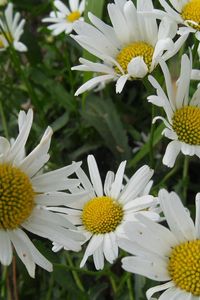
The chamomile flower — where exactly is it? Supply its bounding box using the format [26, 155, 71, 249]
[122, 189, 200, 300]
[160, 0, 200, 40]
[71, 0, 188, 95]
[42, 0, 85, 36]
[148, 54, 200, 168]
[51, 155, 159, 270]
[0, 109, 84, 277]
[0, 3, 27, 52]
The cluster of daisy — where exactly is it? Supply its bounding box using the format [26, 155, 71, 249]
[0, 0, 200, 299]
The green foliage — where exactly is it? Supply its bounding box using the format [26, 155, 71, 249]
[0, 0, 199, 299]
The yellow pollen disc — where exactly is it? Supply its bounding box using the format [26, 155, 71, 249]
[115, 41, 154, 75]
[172, 106, 200, 145]
[67, 11, 81, 23]
[168, 240, 200, 296]
[0, 164, 35, 229]
[181, 0, 200, 30]
[81, 196, 124, 234]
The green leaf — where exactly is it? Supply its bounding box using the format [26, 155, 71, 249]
[128, 123, 165, 168]
[84, 0, 105, 21]
[82, 96, 131, 160]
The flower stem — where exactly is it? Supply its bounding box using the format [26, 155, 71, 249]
[108, 272, 117, 294]
[1, 266, 7, 299]
[182, 156, 190, 204]
[0, 100, 9, 139]
[149, 105, 155, 168]
[127, 274, 134, 300]
[12, 256, 18, 300]
[65, 253, 85, 292]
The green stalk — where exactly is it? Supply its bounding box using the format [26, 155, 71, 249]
[182, 156, 190, 204]
[108, 272, 117, 294]
[127, 274, 134, 300]
[65, 253, 85, 292]
[1, 266, 7, 299]
[149, 105, 156, 168]
[0, 100, 9, 139]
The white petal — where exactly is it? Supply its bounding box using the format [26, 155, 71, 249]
[163, 140, 181, 168]
[119, 165, 153, 203]
[35, 191, 88, 208]
[0, 137, 10, 161]
[88, 12, 120, 49]
[13, 41, 27, 52]
[80, 235, 104, 267]
[195, 193, 200, 238]
[175, 54, 191, 109]
[128, 57, 148, 78]
[107, 3, 130, 45]
[69, 0, 79, 12]
[124, 219, 174, 257]
[30, 207, 76, 230]
[152, 38, 174, 68]
[74, 74, 115, 96]
[190, 85, 200, 106]
[75, 165, 94, 195]
[116, 75, 129, 93]
[54, 0, 70, 14]
[181, 143, 195, 156]
[159, 59, 175, 110]
[19, 126, 53, 177]
[159, 287, 192, 299]
[31, 162, 81, 192]
[23, 218, 83, 251]
[9, 229, 52, 277]
[103, 232, 118, 263]
[162, 33, 189, 62]
[191, 69, 200, 81]
[122, 256, 170, 281]
[0, 231, 12, 265]
[93, 245, 104, 270]
[110, 161, 126, 199]
[159, 189, 196, 242]
[146, 281, 175, 300]
[104, 171, 114, 197]
[123, 1, 141, 42]
[158, 17, 177, 40]
[123, 195, 156, 212]
[7, 109, 33, 163]
[87, 155, 103, 197]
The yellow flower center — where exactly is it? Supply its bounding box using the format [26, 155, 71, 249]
[168, 240, 200, 296]
[81, 196, 124, 234]
[181, 0, 200, 30]
[67, 11, 81, 23]
[0, 32, 13, 48]
[172, 106, 200, 145]
[115, 42, 154, 75]
[0, 164, 35, 229]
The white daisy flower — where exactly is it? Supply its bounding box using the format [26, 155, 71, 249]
[122, 189, 200, 300]
[148, 53, 200, 168]
[50, 154, 160, 270]
[160, 0, 200, 40]
[0, 109, 84, 277]
[0, 3, 27, 52]
[71, 0, 188, 95]
[42, 0, 85, 36]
